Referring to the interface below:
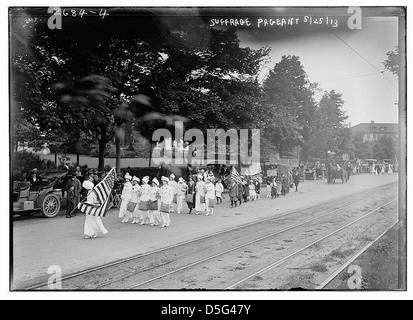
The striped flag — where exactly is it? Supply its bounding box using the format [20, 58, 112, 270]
[79, 168, 116, 217]
[230, 166, 243, 184]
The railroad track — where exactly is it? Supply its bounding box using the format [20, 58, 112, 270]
[24, 182, 398, 291]
[225, 199, 397, 290]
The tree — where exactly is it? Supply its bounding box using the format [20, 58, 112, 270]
[262, 55, 317, 158]
[383, 46, 400, 76]
[11, 9, 271, 170]
[308, 90, 348, 160]
[372, 135, 398, 160]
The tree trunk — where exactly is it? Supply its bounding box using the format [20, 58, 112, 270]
[76, 153, 80, 165]
[148, 142, 153, 167]
[116, 135, 121, 174]
[98, 126, 107, 171]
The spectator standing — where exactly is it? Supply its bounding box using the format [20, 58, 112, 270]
[228, 180, 239, 208]
[66, 184, 76, 218]
[293, 171, 300, 192]
[215, 179, 224, 205]
[187, 176, 196, 214]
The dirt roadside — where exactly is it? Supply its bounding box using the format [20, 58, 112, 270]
[324, 222, 402, 291]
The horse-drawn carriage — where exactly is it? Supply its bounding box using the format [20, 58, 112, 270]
[327, 165, 348, 184]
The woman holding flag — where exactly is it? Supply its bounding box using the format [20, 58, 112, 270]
[82, 178, 108, 239]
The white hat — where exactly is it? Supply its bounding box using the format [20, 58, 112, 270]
[152, 178, 159, 186]
[132, 176, 140, 182]
[142, 176, 149, 183]
[161, 176, 169, 182]
[82, 180, 94, 190]
[170, 173, 175, 180]
[178, 177, 185, 182]
[124, 173, 132, 180]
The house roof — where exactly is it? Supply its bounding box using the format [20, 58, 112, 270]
[351, 123, 398, 134]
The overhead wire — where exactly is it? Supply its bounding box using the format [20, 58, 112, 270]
[333, 33, 398, 90]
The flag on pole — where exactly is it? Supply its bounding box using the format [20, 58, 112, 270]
[79, 168, 116, 217]
[230, 166, 242, 184]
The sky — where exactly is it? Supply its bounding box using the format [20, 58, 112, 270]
[237, 14, 400, 127]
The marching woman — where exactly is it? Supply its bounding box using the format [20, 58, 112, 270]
[160, 176, 172, 228]
[119, 173, 133, 223]
[204, 177, 216, 216]
[148, 178, 161, 226]
[130, 176, 141, 224]
[194, 174, 206, 215]
[139, 176, 151, 225]
[169, 173, 178, 213]
[176, 177, 188, 214]
[82, 179, 108, 239]
[187, 176, 196, 214]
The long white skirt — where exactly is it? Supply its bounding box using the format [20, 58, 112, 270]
[195, 193, 205, 212]
[84, 215, 108, 237]
[118, 199, 129, 218]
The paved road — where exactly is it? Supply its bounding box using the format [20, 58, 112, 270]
[11, 173, 399, 290]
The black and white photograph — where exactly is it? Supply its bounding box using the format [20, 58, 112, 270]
[7, 2, 408, 298]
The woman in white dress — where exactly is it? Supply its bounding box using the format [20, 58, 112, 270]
[194, 175, 206, 215]
[149, 178, 162, 226]
[82, 180, 108, 239]
[160, 176, 173, 227]
[119, 173, 133, 223]
[130, 176, 141, 224]
[139, 176, 151, 225]
[204, 177, 216, 216]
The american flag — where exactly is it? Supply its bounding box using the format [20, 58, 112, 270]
[229, 166, 243, 184]
[79, 168, 116, 217]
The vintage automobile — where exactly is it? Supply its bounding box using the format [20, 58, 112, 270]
[304, 167, 317, 180]
[12, 171, 69, 218]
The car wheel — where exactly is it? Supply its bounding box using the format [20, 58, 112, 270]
[41, 194, 61, 218]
